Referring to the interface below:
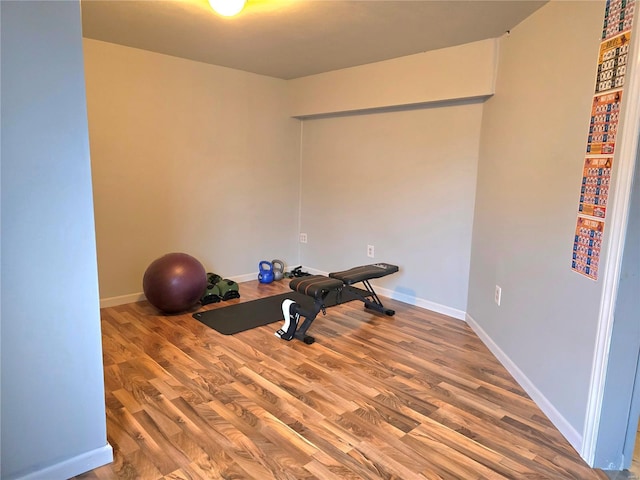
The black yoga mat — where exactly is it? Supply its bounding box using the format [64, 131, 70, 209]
[192, 288, 363, 335]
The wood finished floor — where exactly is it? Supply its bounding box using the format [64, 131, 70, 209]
[75, 279, 607, 480]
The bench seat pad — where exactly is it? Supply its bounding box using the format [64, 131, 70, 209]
[289, 275, 343, 300]
[329, 263, 399, 285]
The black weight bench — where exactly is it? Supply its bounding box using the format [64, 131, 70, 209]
[275, 263, 399, 344]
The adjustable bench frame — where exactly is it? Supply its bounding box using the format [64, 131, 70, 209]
[275, 263, 399, 344]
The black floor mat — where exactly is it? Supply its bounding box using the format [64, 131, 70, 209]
[192, 288, 362, 335]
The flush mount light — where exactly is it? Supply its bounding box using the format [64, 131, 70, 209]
[208, 0, 246, 16]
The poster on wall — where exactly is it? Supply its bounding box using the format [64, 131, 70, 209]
[602, 0, 635, 40]
[571, 0, 635, 280]
[578, 157, 613, 218]
[571, 216, 604, 280]
[596, 31, 631, 92]
[586, 89, 622, 155]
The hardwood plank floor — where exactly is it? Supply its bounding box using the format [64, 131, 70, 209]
[74, 279, 607, 479]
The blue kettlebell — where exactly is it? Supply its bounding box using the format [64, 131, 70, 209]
[258, 260, 274, 284]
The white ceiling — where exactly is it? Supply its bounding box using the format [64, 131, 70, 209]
[81, 0, 547, 80]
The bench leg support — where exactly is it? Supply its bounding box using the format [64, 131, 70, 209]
[347, 280, 395, 316]
[276, 298, 324, 344]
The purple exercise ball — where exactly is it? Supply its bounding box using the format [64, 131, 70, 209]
[143, 253, 207, 313]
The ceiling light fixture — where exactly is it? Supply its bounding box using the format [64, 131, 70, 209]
[208, 0, 246, 17]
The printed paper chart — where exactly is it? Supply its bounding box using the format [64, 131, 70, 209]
[571, 0, 635, 280]
[578, 157, 613, 218]
[572, 217, 604, 280]
[586, 90, 622, 156]
[602, 0, 635, 40]
[596, 32, 631, 92]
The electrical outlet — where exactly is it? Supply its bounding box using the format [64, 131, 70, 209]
[495, 285, 502, 306]
[299, 233, 307, 243]
[367, 245, 375, 258]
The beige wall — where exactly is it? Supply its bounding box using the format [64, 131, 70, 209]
[84, 39, 301, 301]
[289, 39, 497, 117]
[81, 1, 640, 466]
[288, 40, 494, 317]
[467, 1, 605, 450]
[82, 2, 625, 464]
[299, 101, 483, 317]
[84, 38, 493, 306]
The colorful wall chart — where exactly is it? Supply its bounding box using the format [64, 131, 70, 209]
[571, 0, 635, 280]
[572, 217, 604, 280]
[596, 32, 631, 93]
[602, 0, 635, 40]
[586, 90, 622, 155]
[578, 157, 613, 218]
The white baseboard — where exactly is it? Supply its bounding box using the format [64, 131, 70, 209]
[15, 444, 113, 480]
[100, 292, 145, 308]
[300, 266, 329, 276]
[294, 267, 466, 320]
[228, 272, 260, 284]
[99, 273, 258, 308]
[465, 312, 583, 453]
[377, 286, 466, 320]
[98, 266, 465, 324]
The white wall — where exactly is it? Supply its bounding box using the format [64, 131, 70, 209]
[1, 2, 112, 478]
[466, 1, 605, 451]
[299, 102, 483, 317]
[83, 40, 301, 303]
